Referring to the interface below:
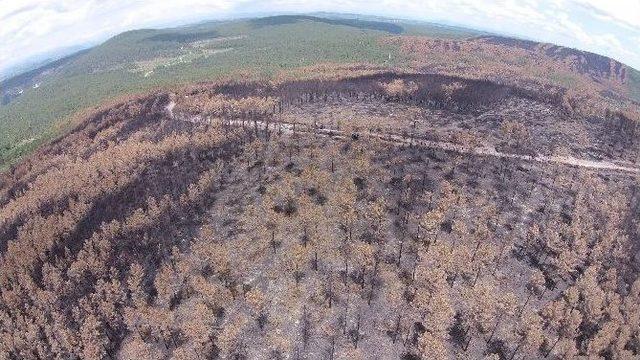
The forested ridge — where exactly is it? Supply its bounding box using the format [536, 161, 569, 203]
[3, 14, 640, 172]
[0, 69, 639, 359]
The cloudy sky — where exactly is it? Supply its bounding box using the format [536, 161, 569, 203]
[1, 0, 640, 73]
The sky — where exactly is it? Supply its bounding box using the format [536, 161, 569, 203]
[1, 0, 640, 74]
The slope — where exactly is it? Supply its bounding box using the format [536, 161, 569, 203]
[1, 71, 638, 359]
[0, 15, 438, 170]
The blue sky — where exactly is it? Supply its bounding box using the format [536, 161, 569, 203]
[1, 0, 639, 73]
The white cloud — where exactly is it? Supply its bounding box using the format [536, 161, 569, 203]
[572, 0, 640, 31]
[553, 12, 594, 44]
[0, 0, 639, 72]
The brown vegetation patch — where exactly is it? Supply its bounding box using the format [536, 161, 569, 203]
[382, 36, 640, 124]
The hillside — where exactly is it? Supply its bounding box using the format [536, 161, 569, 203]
[2, 14, 639, 172]
[1, 68, 639, 359]
[476, 36, 628, 84]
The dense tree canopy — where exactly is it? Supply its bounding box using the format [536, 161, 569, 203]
[0, 72, 639, 359]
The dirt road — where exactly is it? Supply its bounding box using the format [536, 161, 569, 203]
[166, 101, 640, 175]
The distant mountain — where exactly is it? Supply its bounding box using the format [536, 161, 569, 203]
[1, 44, 94, 81]
[1, 49, 90, 105]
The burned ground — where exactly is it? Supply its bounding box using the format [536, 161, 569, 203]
[1, 72, 639, 359]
